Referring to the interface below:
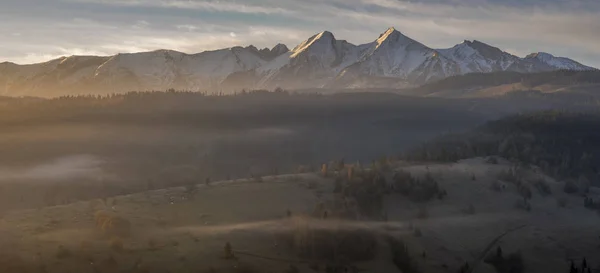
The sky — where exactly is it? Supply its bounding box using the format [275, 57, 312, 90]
[1, 0, 599, 68]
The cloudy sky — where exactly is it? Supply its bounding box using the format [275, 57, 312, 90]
[2, 0, 599, 67]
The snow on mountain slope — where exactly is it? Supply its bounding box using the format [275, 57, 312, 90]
[2, 57, 67, 80]
[257, 44, 290, 61]
[0, 27, 597, 96]
[93, 46, 270, 90]
[257, 31, 369, 88]
[334, 28, 460, 87]
[0, 56, 105, 96]
[0, 45, 284, 96]
[56, 56, 111, 84]
[437, 40, 520, 74]
[524, 52, 595, 71]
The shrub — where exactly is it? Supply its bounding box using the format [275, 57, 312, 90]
[484, 250, 525, 273]
[80, 240, 92, 251]
[491, 181, 503, 192]
[497, 169, 519, 184]
[413, 228, 423, 237]
[437, 189, 448, 199]
[394, 171, 442, 203]
[102, 255, 118, 270]
[94, 211, 132, 237]
[297, 165, 309, 173]
[563, 180, 579, 194]
[518, 184, 533, 200]
[486, 157, 499, 164]
[321, 164, 328, 177]
[347, 166, 354, 180]
[533, 178, 552, 196]
[109, 237, 124, 252]
[392, 170, 414, 194]
[344, 177, 385, 218]
[333, 177, 343, 193]
[464, 204, 476, 215]
[148, 239, 158, 251]
[584, 197, 597, 209]
[515, 199, 531, 211]
[416, 207, 429, 219]
[410, 183, 440, 202]
[184, 182, 198, 195]
[388, 236, 421, 273]
[286, 225, 377, 262]
[56, 245, 71, 259]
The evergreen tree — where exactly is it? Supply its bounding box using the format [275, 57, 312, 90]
[224, 242, 234, 259]
[570, 260, 577, 273]
[496, 246, 503, 260]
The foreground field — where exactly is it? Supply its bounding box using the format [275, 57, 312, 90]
[1, 158, 598, 273]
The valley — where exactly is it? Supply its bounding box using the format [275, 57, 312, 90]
[1, 158, 598, 273]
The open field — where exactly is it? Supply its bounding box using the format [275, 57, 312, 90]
[1, 158, 598, 273]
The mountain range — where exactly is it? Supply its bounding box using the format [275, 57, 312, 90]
[0, 27, 595, 97]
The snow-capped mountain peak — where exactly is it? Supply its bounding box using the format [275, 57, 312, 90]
[256, 30, 366, 88]
[1, 27, 597, 96]
[339, 27, 457, 82]
[291, 31, 337, 58]
[526, 52, 554, 61]
[271, 44, 289, 55]
[376, 27, 399, 44]
[373, 27, 423, 51]
[437, 40, 521, 73]
[524, 52, 595, 71]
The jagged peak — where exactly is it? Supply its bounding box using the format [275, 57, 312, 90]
[524, 52, 595, 70]
[382, 27, 398, 35]
[525, 52, 554, 59]
[271, 43, 289, 54]
[455, 40, 511, 59]
[376, 27, 402, 44]
[372, 27, 425, 53]
[459, 40, 494, 48]
[291, 30, 337, 57]
[317, 31, 334, 39]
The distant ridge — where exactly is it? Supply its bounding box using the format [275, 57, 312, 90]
[0, 27, 595, 97]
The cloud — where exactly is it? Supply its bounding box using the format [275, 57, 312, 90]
[64, 0, 296, 14]
[132, 20, 150, 29]
[1, 0, 599, 67]
[176, 25, 199, 32]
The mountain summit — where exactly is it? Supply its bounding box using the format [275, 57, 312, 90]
[0, 27, 595, 96]
[524, 52, 595, 71]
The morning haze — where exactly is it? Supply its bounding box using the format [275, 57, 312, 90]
[0, 1, 599, 273]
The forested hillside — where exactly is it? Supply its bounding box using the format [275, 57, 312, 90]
[408, 70, 600, 97]
[406, 111, 600, 183]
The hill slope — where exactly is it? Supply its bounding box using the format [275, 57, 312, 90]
[405, 70, 600, 98]
[405, 110, 600, 182]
